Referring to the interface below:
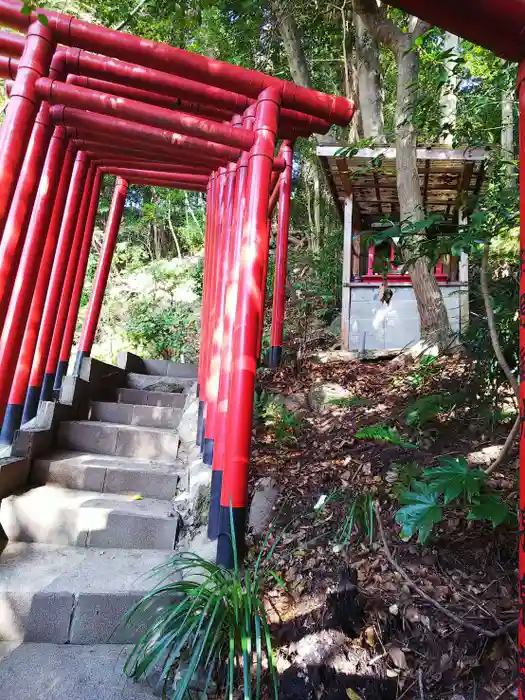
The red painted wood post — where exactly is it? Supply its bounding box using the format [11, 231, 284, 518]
[517, 64, 525, 700]
[53, 169, 103, 392]
[198, 171, 219, 453]
[0, 103, 54, 331]
[0, 21, 55, 234]
[73, 177, 129, 374]
[203, 162, 237, 473]
[22, 150, 89, 419]
[201, 169, 226, 463]
[196, 177, 214, 447]
[0, 126, 68, 440]
[41, 163, 97, 400]
[207, 160, 238, 538]
[18, 143, 77, 425]
[268, 140, 293, 367]
[217, 88, 281, 567]
[211, 109, 255, 543]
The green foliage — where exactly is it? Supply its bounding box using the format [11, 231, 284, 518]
[395, 456, 511, 544]
[404, 393, 454, 428]
[405, 356, 441, 389]
[254, 391, 302, 445]
[337, 492, 375, 550]
[328, 396, 365, 408]
[389, 462, 423, 498]
[191, 257, 204, 299]
[423, 457, 486, 504]
[395, 482, 444, 545]
[124, 526, 280, 700]
[126, 300, 200, 363]
[354, 424, 416, 449]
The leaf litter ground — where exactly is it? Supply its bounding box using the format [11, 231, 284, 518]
[248, 354, 518, 700]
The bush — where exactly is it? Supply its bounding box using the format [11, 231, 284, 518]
[394, 456, 511, 544]
[126, 299, 200, 363]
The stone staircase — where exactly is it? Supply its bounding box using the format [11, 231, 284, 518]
[0, 357, 199, 699]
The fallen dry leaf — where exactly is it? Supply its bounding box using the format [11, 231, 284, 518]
[388, 645, 408, 670]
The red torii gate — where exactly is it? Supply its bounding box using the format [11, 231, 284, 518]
[381, 0, 524, 695]
[0, 0, 353, 568]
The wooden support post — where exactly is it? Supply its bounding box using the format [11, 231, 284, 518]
[458, 207, 469, 333]
[341, 194, 353, 351]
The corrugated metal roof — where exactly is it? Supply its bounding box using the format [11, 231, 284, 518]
[317, 145, 488, 220]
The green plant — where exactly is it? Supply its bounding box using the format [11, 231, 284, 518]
[405, 355, 441, 389]
[388, 462, 423, 498]
[354, 424, 417, 449]
[404, 393, 455, 428]
[125, 300, 200, 362]
[337, 492, 375, 549]
[394, 456, 511, 544]
[124, 525, 280, 700]
[254, 392, 302, 445]
[328, 396, 366, 408]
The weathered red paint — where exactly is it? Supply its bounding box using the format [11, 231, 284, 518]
[97, 167, 208, 186]
[217, 88, 281, 564]
[0, 126, 68, 425]
[0, 30, 331, 135]
[0, 102, 53, 329]
[0, 21, 55, 234]
[270, 140, 293, 353]
[55, 169, 103, 388]
[75, 178, 129, 363]
[42, 163, 97, 398]
[37, 77, 255, 151]
[26, 150, 89, 400]
[9, 143, 77, 412]
[50, 105, 242, 165]
[0, 1, 354, 124]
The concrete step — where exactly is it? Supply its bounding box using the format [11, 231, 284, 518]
[0, 543, 176, 643]
[126, 372, 194, 393]
[58, 420, 179, 462]
[0, 642, 158, 698]
[1, 485, 180, 549]
[90, 400, 182, 429]
[117, 387, 186, 409]
[141, 358, 198, 379]
[32, 451, 185, 500]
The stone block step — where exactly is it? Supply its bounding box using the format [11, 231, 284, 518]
[126, 372, 194, 393]
[0, 643, 158, 698]
[1, 485, 180, 549]
[117, 387, 186, 409]
[32, 451, 185, 500]
[90, 400, 182, 429]
[141, 358, 198, 379]
[0, 543, 175, 644]
[58, 420, 179, 462]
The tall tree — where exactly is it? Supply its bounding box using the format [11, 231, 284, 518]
[269, 0, 326, 248]
[354, 0, 454, 350]
[353, 6, 384, 140]
[439, 32, 459, 146]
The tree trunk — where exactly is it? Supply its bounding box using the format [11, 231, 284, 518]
[395, 37, 453, 349]
[354, 9, 384, 141]
[439, 32, 458, 146]
[269, 0, 312, 88]
[501, 83, 515, 189]
[353, 0, 454, 351]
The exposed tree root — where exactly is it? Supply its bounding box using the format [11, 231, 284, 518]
[374, 502, 517, 639]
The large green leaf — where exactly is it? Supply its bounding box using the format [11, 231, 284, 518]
[395, 482, 443, 544]
[467, 495, 511, 527]
[423, 456, 486, 504]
